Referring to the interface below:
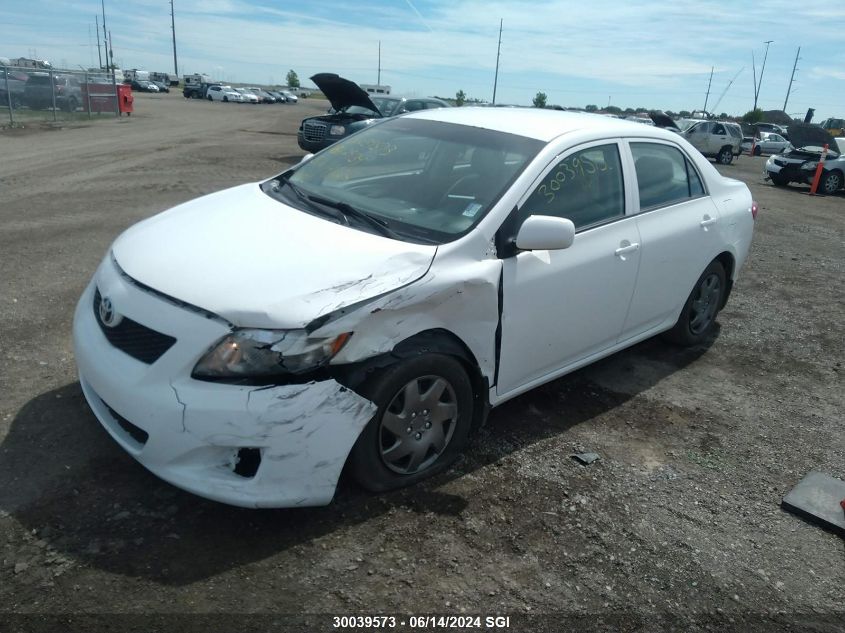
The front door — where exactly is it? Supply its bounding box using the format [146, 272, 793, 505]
[496, 141, 641, 398]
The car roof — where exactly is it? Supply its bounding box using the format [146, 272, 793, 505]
[404, 106, 680, 142]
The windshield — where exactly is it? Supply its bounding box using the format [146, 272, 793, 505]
[273, 118, 543, 244]
[344, 97, 400, 117]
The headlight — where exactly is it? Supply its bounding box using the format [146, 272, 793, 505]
[803, 162, 818, 170]
[193, 329, 352, 379]
[330, 125, 346, 136]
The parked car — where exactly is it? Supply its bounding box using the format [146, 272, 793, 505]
[766, 124, 845, 194]
[281, 90, 298, 103]
[235, 88, 259, 104]
[0, 68, 29, 108]
[207, 85, 242, 102]
[755, 122, 790, 138]
[151, 81, 170, 93]
[23, 73, 82, 111]
[247, 87, 277, 103]
[267, 90, 287, 103]
[130, 80, 159, 93]
[650, 113, 743, 165]
[743, 132, 790, 156]
[298, 72, 449, 152]
[73, 108, 756, 508]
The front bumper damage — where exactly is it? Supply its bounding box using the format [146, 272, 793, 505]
[73, 257, 377, 508]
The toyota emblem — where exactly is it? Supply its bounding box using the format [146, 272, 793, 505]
[98, 296, 122, 328]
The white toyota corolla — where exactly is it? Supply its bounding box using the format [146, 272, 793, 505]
[73, 108, 756, 508]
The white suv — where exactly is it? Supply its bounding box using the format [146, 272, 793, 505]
[651, 114, 743, 165]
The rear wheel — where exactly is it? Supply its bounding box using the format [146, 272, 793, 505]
[717, 147, 733, 165]
[664, 261, 726, 346]
[820, 170, 843, 194]
[349, 353, 473, 492]
[753, 145, 762, 156]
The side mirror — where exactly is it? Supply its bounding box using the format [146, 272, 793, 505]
[299, 153, 314, 165]
[515, 215, 576, 251]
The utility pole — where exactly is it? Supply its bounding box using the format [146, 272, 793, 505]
[703, 66, 713, 113]
[783, 46, 800, 112]
[492, 19, 502, 105]
[377, 40, 381, 85]
[101, 0, 108, 68]
[170, 0, 179, 77]
[95, 16, 102, 68]
[108, 30, 114, 71]
[753, 40, 773, 111]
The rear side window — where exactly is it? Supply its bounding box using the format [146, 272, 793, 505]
[631, 143, 705, 209]
[522, 143, 624, 230]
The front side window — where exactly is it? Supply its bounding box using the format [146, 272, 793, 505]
[275, 118, 543, 243]
[631, 142, 705, 209]
[521, 144, 624, 230]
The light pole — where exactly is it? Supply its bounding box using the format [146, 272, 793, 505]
[753, 40, 773, 112]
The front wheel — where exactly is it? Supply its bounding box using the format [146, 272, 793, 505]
[769, 172, 789, 186]
[664, 260, 726, 346]
[820, 170, 843, 194]
[717, 147, 733, 165]
[348, 353, 474, 492]
[753, 145, 762, 156]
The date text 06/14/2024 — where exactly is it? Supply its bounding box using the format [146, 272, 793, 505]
[332, 615, 511, 629]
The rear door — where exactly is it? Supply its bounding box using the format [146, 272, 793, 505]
[621, 140, 722, 338]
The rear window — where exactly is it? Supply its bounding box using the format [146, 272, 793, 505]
[27, 75, 51, 86]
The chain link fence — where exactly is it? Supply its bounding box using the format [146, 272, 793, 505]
[1, 66, 124, 126]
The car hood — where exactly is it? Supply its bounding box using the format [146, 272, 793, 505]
[311, 73, 381, 115]
[649, 111, 681, 130]
[786, 123, 836, 151]
[112, 184, 437, 329]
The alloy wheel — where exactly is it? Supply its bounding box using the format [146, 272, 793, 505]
[689, 273, 721, 335]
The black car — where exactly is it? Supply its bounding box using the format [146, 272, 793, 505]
[130, 80, 158, 93]
[0, 68, 28, 108]
[22, 73, 82, 112]
[297, 73, 449, 152]
[765, 123, 844, 193]
[152, 81, 170, 93]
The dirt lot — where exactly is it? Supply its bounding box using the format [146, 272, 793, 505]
[1, 94, 843, 632]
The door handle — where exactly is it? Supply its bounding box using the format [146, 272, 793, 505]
[614, 242, 640, 258]
[700, 216, 717, 228]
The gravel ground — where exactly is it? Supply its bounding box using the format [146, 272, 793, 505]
[1, 94, 843, 633]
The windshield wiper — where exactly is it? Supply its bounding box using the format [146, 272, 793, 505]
[305, 194, 400, 240]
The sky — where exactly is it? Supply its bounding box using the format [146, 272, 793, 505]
[1, 0, 843, 121]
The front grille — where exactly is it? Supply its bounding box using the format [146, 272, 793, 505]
[774, 159, 788, 167]
[93, 288, 176, 364]
[303, 121, 328, 142]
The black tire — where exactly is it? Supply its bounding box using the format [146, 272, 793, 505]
[664, 260, 726, 346]
[348, 353, 474, 492]
[63, 97, 78, 113]
[820, 170, 843, 195]
[769, 172, 789, 186]
[753, 145, 762, 156]
[223, 95, 228, 102]
[207, 95, 213, 101]
[717, 147, 733, 165]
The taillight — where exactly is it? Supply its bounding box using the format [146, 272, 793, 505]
[751, 201, 759, 220]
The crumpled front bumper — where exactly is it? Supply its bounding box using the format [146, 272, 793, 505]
[72, 256, 377, 508]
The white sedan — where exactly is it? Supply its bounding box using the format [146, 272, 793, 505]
[745, 132, 791, 155]
[235, 88, 259, 104]
[207, 85, 242, 102]
[73, 109, 756, 508]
